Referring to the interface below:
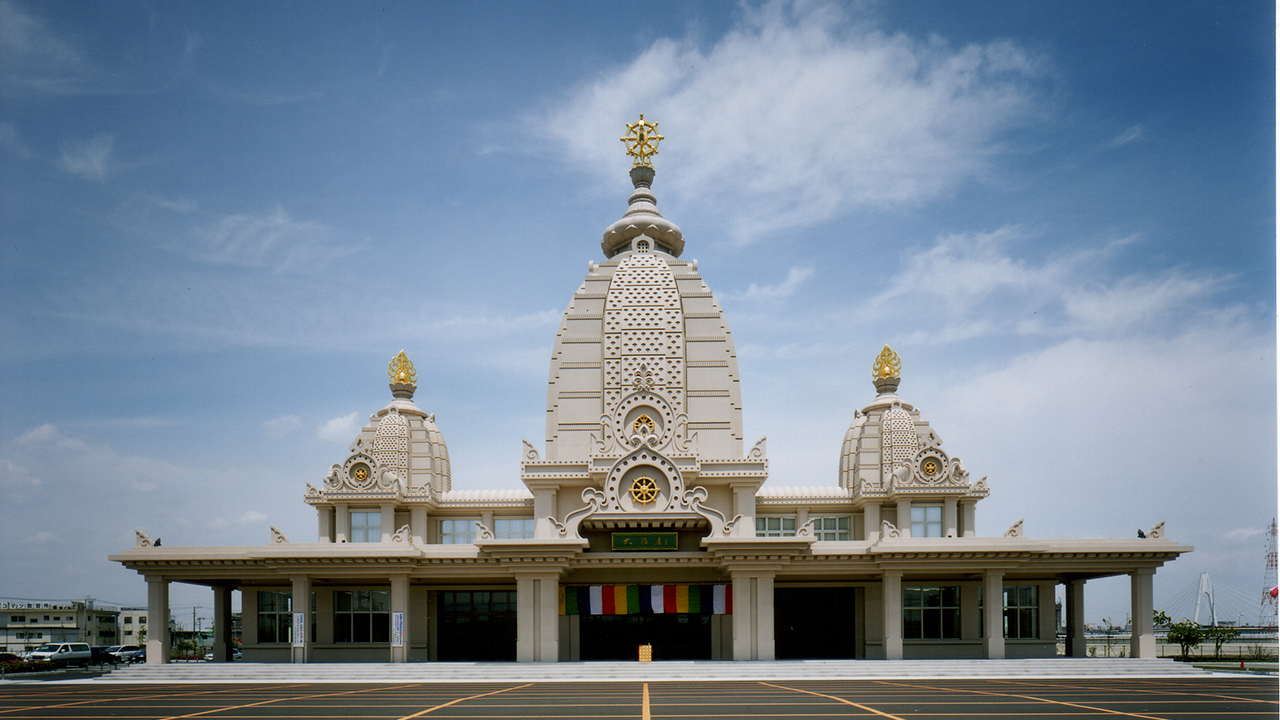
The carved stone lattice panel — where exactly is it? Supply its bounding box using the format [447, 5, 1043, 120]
[372, 408, 410, 481]
[602, 252, 686, 424]
[880, 403, 918, 484]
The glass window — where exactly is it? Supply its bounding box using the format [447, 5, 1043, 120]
[810, 516, 851, 541]
[350, 511, 381, 543]
[755, 516, 796, 537]
[910, 506, 943, 538]
[1003, 585, 1039, 639]
[333, 590, 390, 644]
[439, 519, 476, 544]
[256, 591, 292, 644]
[902, 586, 961, 639]
[493, 518, 535, 539]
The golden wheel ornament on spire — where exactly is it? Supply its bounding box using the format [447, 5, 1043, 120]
[621, 114, 663, 167]
[872, 345, 901, 380]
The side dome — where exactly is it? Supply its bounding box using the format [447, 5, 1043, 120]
[839, 346, 977, 497]
[321, 351, 451, 495]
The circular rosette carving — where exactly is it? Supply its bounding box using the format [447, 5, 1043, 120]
[912, 448, 951, 485]
[604, 448, 681, 513]
[612, 390, 677, 450]
[343, 454, 378, 490]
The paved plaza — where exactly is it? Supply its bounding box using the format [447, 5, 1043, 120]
[1, 675, 1275, 719]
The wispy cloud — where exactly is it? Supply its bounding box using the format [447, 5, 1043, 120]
[1110, 124, 1144, 147]
[538, 0, 1049, 243]
[262, 415, 301, 438]
[184, 205, 364, 273]
[317, 412, 360, 444]
[0, 0, 91, 94]
[59, 133, 114, 182]
[725, 265, 815, 302]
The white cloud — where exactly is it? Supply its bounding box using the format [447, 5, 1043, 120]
[726, 265, 815, 302]
[1110, 124, 1144, 147]
[59, 133, 113, 181]
[0, 123, 30, 158]
[0, 0, 90, 94]
[317, 412, 361, 444]
[539, 0, 1048, 242]
[263, 414, 302, 438]
[185, 205, 364, 273]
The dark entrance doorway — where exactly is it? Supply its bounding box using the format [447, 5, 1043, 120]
[436, 590, 517, 661]
[774, 587, 857, 659]
[579, 614, 712, 660]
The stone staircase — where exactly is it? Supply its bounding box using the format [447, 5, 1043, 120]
[93, 658, 1210, 683]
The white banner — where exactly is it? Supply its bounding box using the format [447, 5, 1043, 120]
[391, 612, 404, 647]
[292, 612, 306, 647]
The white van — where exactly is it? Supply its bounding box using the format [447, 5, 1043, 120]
[24, 642, 92, 666]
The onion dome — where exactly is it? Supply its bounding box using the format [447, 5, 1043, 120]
[319, 351, 451, 496]
[602, 115, 684, 258]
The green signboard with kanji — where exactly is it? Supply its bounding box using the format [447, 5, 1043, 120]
[611, 532, 678, 551]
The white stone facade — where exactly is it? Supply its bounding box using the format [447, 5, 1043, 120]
[111, 142, 1189, 664]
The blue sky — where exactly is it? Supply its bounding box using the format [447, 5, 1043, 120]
[1, 0, 1274, 628]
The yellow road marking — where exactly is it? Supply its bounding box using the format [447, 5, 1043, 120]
[760, 682, 908, 720]
[0, 684, 310, 717]
[875, 680, 1173, 720]
[395, 683, 533, 720]
[642, 682, 651, 720]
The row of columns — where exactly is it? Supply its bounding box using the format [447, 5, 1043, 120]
[142, 567, 1160, 663]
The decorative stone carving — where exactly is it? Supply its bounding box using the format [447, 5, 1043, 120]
[1147, 521, 1164, 540]
[1005, 519, 1024, 538]
[795, 519, 816, 538]
[134, 530, 152, 548]
[270, 526, 288, 543]
[522, 439, 539, 461]
[391, 524, 412, 543]
[749, 437, 767, 459]
[475, 521, 494, 541]
[880, 520, 901, 540]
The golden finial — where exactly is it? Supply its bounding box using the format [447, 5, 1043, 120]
[621, 114, 663, 168]
[388, 350, 417, 386]
[872, 345, 901, 380]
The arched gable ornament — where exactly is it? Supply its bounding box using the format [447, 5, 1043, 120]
[1005, 519, 1024, 538]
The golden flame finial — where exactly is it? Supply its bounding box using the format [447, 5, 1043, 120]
[388, 350, 417, 386]
[621, 114, 663, 168]
[872, 345, 901, 380]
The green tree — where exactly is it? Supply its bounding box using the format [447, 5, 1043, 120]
[1165, 620, 1204, 661]
[1153, 610, 1171, 629]
[1203, 625, 1240, 660]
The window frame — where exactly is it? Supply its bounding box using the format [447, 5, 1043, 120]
[1003, 584, 1040, 639]
[755, 516, 797, 537]
[349, 510, 381, 543]
[439, 518, 477, 544]
[910, 505, 944, 538]
[809, 515, 851, 541]
[902, 585, 961, 640]
[333, 590, 390, 644]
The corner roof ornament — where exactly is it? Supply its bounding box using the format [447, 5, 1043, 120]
[872, 345, 901, 394]
[389, 350, 417, 399]
[621, 114, 663, 168]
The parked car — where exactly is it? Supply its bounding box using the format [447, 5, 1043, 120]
[90, 646, 119, 665]
[202, 649, 242, 661]
[0, 652, 22, 663]
[109, 644, 141, 660]
[24, 642, 92, 666]
[121, 648, 146, 663]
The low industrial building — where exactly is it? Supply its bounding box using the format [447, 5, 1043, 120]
[111, 119, 1190, 663]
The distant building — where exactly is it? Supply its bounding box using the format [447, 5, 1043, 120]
[0, 598, 121, 652]
[112, 118, 1191, 664]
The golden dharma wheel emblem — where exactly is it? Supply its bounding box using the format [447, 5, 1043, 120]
[621, 114, 663, 168]
[351, 463, 370, 482]
[922, 459, 939, 476]
[629, 475, 659, 505]
[633, 414, 656, 437]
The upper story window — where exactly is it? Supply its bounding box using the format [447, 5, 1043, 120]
[810, 516, 851, 541]
[755, 516, 796, 537]
[439, 519, 476, 544]
[1004, 585, 1039, 639]
[493, 518, 535, 539]
[911, 505, 943, 538]
[350, 511, 381, 542]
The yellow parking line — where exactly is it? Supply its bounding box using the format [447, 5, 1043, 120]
[642, 682, 651, 720]
[875, 680, 1172, 720]
[395, 683, 533, 720]
[759, 682, 908, 720]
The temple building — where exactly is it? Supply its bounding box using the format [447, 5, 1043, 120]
[110, 117, 1190, 663]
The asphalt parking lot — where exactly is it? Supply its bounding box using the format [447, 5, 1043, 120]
[0, 676, 1275, 720]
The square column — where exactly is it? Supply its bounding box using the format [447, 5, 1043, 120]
[317, 507, 333, 543]
[146, 576, 170, 664]
[961, 501, 976, 537]
[982, 570, 1005, 659]
[1064, 579, 1087, 657]
[410, 507, 429, 544]
[390, 574, 410, 662]
[943, 497, 958, 537]
[516, 573, 559, 662]
[1130, 569, 1156, 658]
[211, 585, 234, 662]
[895, 499, 912, 537]
[730, 572, 776, 660]
[334, 502, 349, 543]
[881, 570, 903, 660]
[863, 503, 881, 541]
[290, 575, 310, 663]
